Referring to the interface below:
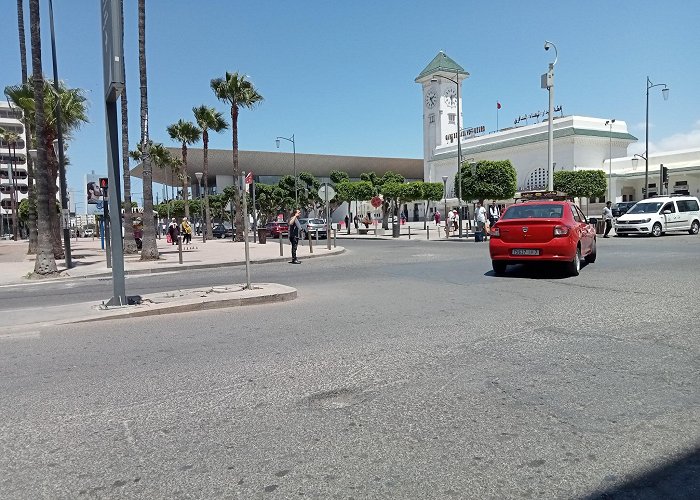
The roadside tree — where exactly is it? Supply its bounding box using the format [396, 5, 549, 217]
[459, 160, 517, 202]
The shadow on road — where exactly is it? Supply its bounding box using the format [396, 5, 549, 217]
[483, 262, 592, 280]
[581, 445, 700, 499]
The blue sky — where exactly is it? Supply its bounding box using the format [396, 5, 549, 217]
[1, 0, 699, 205]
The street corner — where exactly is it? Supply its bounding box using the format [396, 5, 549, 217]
[76, 282, 298, 324]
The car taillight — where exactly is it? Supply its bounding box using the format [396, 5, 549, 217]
[553, 225, 570, 237]
[490, 226, 500, 237]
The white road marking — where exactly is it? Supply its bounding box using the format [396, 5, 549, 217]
[0, 330, 41, 340]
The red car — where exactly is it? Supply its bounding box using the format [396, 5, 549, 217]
[265, 221, 289, 238]
[489, 200, 597, 276]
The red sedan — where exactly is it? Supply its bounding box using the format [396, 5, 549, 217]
[489, 201, 597, 276]
[265, 221, 289, 238]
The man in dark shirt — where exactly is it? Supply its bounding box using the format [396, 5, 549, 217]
[289, 209, 302, 264]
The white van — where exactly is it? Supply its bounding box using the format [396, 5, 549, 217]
[615, 195, 700, 237]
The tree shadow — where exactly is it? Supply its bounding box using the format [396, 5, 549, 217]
[581, 445, 700, 499]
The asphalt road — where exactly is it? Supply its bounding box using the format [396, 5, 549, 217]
[1, 236, 699, 499]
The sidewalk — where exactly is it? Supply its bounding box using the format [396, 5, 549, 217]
[0, 234, 344, 285]
[333, 221, 481, 241]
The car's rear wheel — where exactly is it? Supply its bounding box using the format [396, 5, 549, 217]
[566, 246, 581, 276]
[585, 239, 597, 263]
[689, 220, 700, 235]
[492, 260, 507, 276]
[651, 223, 663, 237]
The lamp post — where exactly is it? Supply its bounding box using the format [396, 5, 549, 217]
[605, 119, 615, 203]
[194, 171, 205, 242]
[632, 154, 647, 198]
[48, 0, 72, 269]
[442, 175, 448, 234]
[276, 134, 296, 207]
[431, 71, 464, 237]
[542, 41, 558, 192]
[644, 76, 669, 201]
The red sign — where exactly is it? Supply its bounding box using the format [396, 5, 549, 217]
[371, 196, 382, 208]
[245, 172, 253, 184]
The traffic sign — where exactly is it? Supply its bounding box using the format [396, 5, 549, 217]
[61, 209, 71, 230]
[318, 185, 335, 201]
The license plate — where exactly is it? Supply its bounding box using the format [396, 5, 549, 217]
[512, 249, 540, 256]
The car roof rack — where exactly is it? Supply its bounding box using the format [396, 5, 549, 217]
[516, 190, 571, 203]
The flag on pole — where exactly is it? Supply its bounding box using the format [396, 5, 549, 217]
[245, 171, 253, 184]
[497, 101, 502, 109]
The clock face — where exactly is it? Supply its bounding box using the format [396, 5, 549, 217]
[444, 87, 457, 107]
[425, 91, 437, 109]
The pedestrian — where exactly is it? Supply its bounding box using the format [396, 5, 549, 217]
[475, 201, 487, 242]
[452, 209, 459, 232]
[488, 201, 501, 227]
[288, 208, 302, 264]
[167, 218, 179, 245]
[181, 217, 193, 244]
[344, 214, 350, 233]
[603, 201, 613, 238]
[434, 210, 441, 226]
[353, 214, 359, 230]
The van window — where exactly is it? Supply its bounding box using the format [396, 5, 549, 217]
[676, 199, 700, 212]
[661, 202, 676, 213]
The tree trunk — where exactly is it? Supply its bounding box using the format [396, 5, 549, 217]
[17, 0, 28, 83]
[138, 0, 158, 261]
[29, 0, 58, 275]
[203, 130, 212, 239]
[120, 0, 137, 255]
[47, 148, 64, 259]
[231, 106, 242, 241]
[181, 143, 189, 218]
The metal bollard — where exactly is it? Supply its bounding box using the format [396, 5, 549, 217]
[427, 225, 429, 240]
[333, 229, 336, 248]
[315, 228, 319, 243]
[279, 232, 283, 256]
[437, 226, 441, 238]
[309, 232, 313, 253]
[178, 235, 183, 264]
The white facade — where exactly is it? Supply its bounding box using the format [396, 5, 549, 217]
[0, 101, 29, 235]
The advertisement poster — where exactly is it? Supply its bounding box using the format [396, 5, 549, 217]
[85, 174, 105, 215]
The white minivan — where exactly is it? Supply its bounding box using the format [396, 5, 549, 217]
[615, 195, 700, 237]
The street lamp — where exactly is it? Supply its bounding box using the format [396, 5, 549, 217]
[644, 76, 669, 202]
[48, 0, 72, 269]
[632, 153, 647, 197]
[605, 119, 615, 203]
[431, 71, 464, 237]
[542, 40, 558, 192]
[194, 171, 205, 242]
[276, 134, 297, 207]
[442, 175, 448, 235]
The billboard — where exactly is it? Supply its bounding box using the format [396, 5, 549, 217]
[85, 174, 105, 215]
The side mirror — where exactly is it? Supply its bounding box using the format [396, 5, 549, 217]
[662, 209, 672, 215]
[589, 217, 598, 225]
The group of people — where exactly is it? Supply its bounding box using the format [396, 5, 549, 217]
[166, 217, 193, 245]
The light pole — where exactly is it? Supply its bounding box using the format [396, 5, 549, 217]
[442, 175, 448, 234]
[542, 41, 558, 192]
[605, 119, 615, 203]
[632, 154, 647, 198]
[195, 172, 205, 242]
[276, 134, 297, 207]
[48, 0, 72, 268]
[431, 71, 464, 237]
[644, 76, 669, 201]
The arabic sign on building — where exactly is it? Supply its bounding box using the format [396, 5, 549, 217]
[513, 105, 563, 126]
[445, 125, 486, 142]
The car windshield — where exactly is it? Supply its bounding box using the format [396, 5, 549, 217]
[502, 204, 564, 219]
[310, 219, 325, 224]
[627, 202, 662, 214]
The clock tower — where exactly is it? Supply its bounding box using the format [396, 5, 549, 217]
[415, 51, 469, 182]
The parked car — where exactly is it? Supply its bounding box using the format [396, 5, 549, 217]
[612, 201, 637, 218]
[614, 195, 700, 237]
[83, 228, 94, 237]
[265, 221, 288, 238]
[212, 223, 234, 239]
[299, 218, 328, 239]
[489, 199, 597, 276]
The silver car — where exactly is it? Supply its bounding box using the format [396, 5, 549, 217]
[299, 218, 328, 239]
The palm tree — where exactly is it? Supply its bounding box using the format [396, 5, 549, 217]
[193, 105, 228, 240]
[119, 0, 137, 254]
[17, 0, 28, 83]
[137, 0, 158, 261]
[6, 79, 89, 259]
[0, 128, 21, 240]
[166, 119, 200, 219]
[210, 72, 263, 240]
[28, 0, 57, 274]
[130, 141, 178, 219]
